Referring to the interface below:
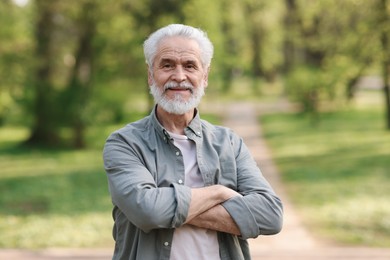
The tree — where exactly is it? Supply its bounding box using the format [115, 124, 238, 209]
[0, 1, 32, 126]
[283, 0, 299, 74]
[63, 1, 97, 148]
[26, 0, 102, 147]
[26, 0, 61, 146]
[378, 0, 390, 129]
[283, 0, 382, 118]
[219, 0, 239, 92]
[244, 0, 266, 79]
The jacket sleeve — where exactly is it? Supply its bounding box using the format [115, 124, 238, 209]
[221, 132, 283, 239]
[103, 131, 192, 233]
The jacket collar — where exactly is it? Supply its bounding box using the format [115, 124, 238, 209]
[150, 105, 202, 142]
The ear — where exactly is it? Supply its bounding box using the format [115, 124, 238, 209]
[147, 65, 153, 86]
[203, 66, 210, 88]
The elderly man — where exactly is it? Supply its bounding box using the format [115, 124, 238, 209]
[103, 24, 283, 260]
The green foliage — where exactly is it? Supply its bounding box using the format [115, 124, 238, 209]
[1, 0, 389, 146]
[261, 94, 390, 247]
[282, 0, 384, 119]
[285, 66, 322, 113]
[0, 0, 33, 125]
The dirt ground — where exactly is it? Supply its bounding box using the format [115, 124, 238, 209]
[1, 100, 390, 260]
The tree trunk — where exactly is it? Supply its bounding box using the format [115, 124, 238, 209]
[250, 28, 264, 78]
[244, 1, 265, 79]
[220, 0, 237, 93]
[283, 0, 298, 74]
[26, 0, 61, 146]
[66, 1, 97, 148]
[346, 62, 372, 100]
[379, 0, 390, 130]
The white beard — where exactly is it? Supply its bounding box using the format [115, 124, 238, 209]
[149, 80, 205, 115]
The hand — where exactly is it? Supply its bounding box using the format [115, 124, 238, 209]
[187, 204, 241, 236]
[185, 185, 241, 223]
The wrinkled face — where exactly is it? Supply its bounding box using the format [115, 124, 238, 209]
[148, 36, 209, 115]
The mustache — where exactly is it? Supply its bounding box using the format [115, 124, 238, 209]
[164, 81, 194, 92]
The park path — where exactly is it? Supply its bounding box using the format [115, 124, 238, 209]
[215, 100, 390, 260]
[1, 100, 390, 260]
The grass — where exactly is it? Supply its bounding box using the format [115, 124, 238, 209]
[0, 126, 116, 248]
[260, 104, 390, 247]
[0, 112, 220, 249]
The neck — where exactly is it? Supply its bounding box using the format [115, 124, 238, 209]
[156, 105, 195, 135]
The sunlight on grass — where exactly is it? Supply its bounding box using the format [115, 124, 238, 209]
[0, 150, 103, 179]
[0, 126, 114, 248]
[261, 101, 390, 247]
[0, 127, 29, 145]
[0, 213, 113, 248]
[316, 196, 390, 247]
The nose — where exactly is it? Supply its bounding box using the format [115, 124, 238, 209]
[171, 66, 186, 82]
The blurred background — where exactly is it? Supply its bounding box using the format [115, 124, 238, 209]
[0, 0, 389, 251]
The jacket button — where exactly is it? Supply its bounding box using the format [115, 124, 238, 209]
[164, 242, 169, 246]
[178, 179, 183, 184]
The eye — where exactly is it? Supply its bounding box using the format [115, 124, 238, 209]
[159, 59, 175, 70]
[185, 63, 197, 70]
[162, 63, 173, 69]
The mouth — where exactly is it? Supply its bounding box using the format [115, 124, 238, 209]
[165, 86, 193, 94]
[167, 87, 190, 91]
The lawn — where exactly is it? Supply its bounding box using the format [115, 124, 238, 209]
[0, 113, 220, 249]
[0, 126, 116, 248]
[260, 101, 390, 247]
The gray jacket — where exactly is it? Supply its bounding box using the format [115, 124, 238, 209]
[103, 107, 283, 260]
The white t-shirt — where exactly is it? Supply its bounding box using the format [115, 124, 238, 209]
[169, 132, 220, 260]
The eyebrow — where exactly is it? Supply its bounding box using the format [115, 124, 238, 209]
[184, 60, 197, 64]
[159, 58, 174, 64]
[158, 58, 199, 65]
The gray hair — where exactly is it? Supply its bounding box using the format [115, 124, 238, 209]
[143, 24, 214, 69]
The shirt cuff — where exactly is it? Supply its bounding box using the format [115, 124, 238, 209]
[222, 196, 258, 239]
[170, 183, 192, 228]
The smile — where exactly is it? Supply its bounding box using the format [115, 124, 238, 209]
[166, 87, 193, 93]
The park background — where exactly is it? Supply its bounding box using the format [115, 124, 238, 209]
[0, 0, 389, 251]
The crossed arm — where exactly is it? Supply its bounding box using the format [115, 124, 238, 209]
[184, 185, 242, 236]
[104, 131, 282, 237]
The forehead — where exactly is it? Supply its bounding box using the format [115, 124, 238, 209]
[154, 36, 202, 64]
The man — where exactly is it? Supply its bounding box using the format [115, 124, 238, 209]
[103, 24, 283, 260]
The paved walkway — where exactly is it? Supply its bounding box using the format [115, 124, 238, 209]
[1, 101, 390, 260]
